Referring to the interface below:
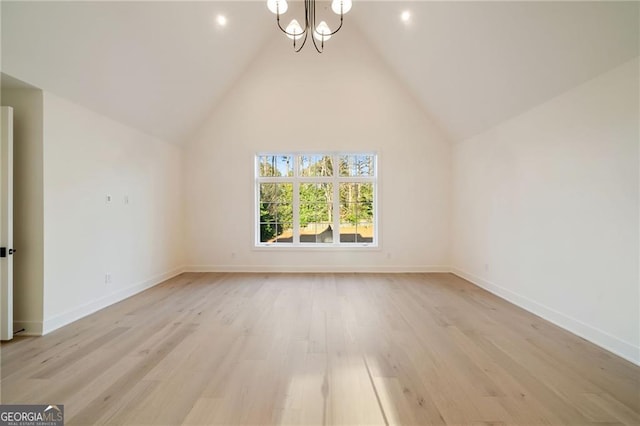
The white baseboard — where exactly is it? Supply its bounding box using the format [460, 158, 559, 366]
[184, 265, 452, 273]
[41, 267, 185, 335]
[451, 267, 640, 367]
[12, 320, 43, 336]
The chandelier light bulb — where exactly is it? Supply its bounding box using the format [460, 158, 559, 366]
[286, 19, 304, 40]
[267, 0, 288, 14]
[268, 0, 344, 52]
[314, 21, 332, 41]
[331, 0, 352, 15]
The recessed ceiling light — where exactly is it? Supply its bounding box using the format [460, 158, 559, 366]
[216, 14, 227, 27]
[401, 10, 411, 23]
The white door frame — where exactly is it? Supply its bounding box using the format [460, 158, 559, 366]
[1, 106, 14, 341]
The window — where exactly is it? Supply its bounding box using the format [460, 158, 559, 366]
[256, 153, 377, 247]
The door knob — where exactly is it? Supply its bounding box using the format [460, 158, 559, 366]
[0, 248, 15, 257]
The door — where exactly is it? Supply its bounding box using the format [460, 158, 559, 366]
[1, 106, 14, 341]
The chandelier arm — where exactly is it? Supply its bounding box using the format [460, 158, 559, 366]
[271, 0, 346, 52]
[311, 17, 343, 39]
[308, 0, 314, 33]
[322, 14, 344, 36]
[310, 35, 324, 53]
[308, 0, 324, 53]
[294, 30, 310, 53]
[276, 13, 307, 39]
[310, 1, 344, 38]
[311, 0, 315, 25]
[302, 0, 319, 53]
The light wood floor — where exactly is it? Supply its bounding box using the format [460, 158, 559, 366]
[1, 273, 638, 425]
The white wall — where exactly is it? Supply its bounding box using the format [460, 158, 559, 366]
[1, 87, 44, 335]
[41, 92, 184, 333]
[183, 27, 452, 272]
[452, 58, 640, 364]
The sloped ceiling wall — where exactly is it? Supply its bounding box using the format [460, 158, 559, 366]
[355, 1, 640, 141]
[1, 1, 638, 144]
[183, 23, 452, 270]
[1, 1, 272, 143]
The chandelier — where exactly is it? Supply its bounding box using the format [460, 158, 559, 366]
[267, 0, 353, 53]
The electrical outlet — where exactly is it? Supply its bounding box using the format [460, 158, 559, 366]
[124, 195, 129, 205]
[105, 274, 112, 284]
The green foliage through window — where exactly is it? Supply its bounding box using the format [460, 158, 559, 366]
[257, 153, 376, 245]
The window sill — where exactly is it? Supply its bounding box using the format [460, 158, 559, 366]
[253, 244, 380, 252]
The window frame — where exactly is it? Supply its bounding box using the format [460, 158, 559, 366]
[254, 152, 379, 248]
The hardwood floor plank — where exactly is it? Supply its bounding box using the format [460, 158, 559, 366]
[1, 273, 638, 425]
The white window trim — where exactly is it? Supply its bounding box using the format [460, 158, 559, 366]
[254, 152, 379, 248]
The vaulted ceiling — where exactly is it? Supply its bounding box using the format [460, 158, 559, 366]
[2, 1, 638, 144]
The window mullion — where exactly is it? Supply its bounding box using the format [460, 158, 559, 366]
[332, 155, 340, 245]
[293, 156, 300, 244]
